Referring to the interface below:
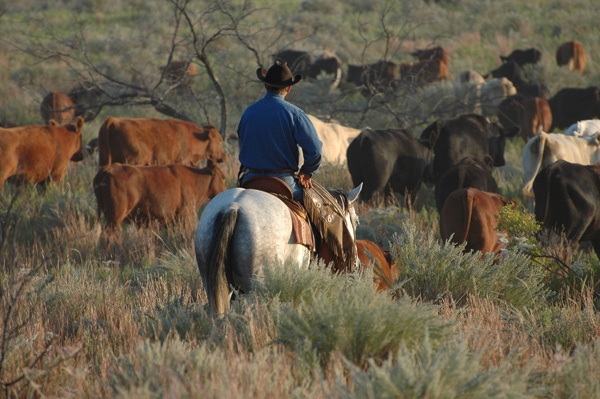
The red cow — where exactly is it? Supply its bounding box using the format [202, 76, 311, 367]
[411, 46, 450, 66]
[161, 60, 197, 83]
[556, 40, 586, 74]
[356, 239, 399, 291]
[40, 92, 76, 125]
[400, 59, 449, 85]
[98, 117, 227, 167]
[93, 160, 227, 241]
[497, 94, 553, 141]
[0, 117, 85, 188]
[439, 188, 512, 260]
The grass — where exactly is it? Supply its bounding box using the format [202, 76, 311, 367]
[2, 0, 600, 397]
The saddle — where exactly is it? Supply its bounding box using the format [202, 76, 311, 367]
[241, 177, 356, 273]
[241, 177, 314, 248]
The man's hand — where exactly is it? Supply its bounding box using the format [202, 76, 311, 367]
[297, 171, 313, 189]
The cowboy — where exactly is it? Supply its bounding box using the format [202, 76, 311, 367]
[237, 60, 323, 202]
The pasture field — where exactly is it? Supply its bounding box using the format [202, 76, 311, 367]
[2, 1, 600, 397]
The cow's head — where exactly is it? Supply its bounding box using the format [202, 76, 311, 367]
[486, 123, 520, 167]
[199, 125, 227, 164]
[206, 159, 227, 198]
[60, 116, 85, 162]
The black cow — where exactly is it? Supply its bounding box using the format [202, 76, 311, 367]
[346, 60, 399, 92]
[346, 128, 436, 206]
[434, 156, 499, 212]
[485, 61, 530, 91]
[273, 49, 313, 76]
[420, 114, 520, 181]
[274, 49, 342, 88]
[500, 48, 542, 66]
[533, 159, 600, 259]
[548, 87, 600, 130]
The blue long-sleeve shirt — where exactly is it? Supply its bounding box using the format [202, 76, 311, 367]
[237, 92, 322, 175]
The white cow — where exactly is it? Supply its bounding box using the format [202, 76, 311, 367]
[480, 77, 517, 117]
[304, 114, 362, 165]
[522, 131, 600, 211]
[563, 119, 600, 138]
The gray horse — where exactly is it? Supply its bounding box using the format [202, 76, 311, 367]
[195, 184, 362, 317]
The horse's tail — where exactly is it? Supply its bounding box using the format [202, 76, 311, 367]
[206, 208, 238, 317]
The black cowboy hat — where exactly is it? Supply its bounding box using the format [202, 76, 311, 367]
[256, 61, 302, 88]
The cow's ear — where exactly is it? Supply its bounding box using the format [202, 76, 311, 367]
[420, 120, 442, 147]
[503, 125, 520, 138]
[75, 116, 85, 132]
[483, 155, 494, 171]
[48, 119, 58, 127]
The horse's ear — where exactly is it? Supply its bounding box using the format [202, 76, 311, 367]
[347, 183, 363, 204]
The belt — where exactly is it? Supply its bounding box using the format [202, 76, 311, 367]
[244, 167, 296, 174]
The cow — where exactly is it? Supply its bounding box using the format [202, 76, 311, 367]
[500, 47, 542, 66]
[410, 46, 450, 66]
[455, 69, 485, 86]
[533, 160, 600, 259]
[307, 51, 343, 88]
[273, 49, 313, 76]
[439, 188, 512, 260]
[346, 127, 436, 206]
[93, 160, 227, 241]
[161, 60, 197, 83]
[305, 115, 361, 165]
[40, 92, 76, 125]
[556, 40, 586, 74]
[548, 87, 600, 130]
[346, 60, 399, 93]
[479, 77, 517, 116]
[0, 117, 85, 189]
[420, 114, 520, 181]
[497, 94, 553, 141]
[274, 49, 342, 88]
[485, 61, 530, 89]
[564, 119, 600, 138]
[356, 239, 399, 292]
[434, 156, 499, 212]
[400, 58, 449, 85]
[67, 81, 107, 122]
[521, 131, 600, 211]
[98, 117, 227, 167]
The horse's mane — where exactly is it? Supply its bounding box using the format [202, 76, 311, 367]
[326, 188, 349, 212]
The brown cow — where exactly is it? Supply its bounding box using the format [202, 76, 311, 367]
[556, 40, 586, 74]
[400, 59, 449, 85]
[356, 239, 399, 291]
[0, 117, 85, 189]
[497, 94, 553, 141]
[93, 160, 227, 240]
[98, 117, 227, 167]
[40, 92, 76, 125]
[162, 60, 197, 83]
[411, 46, 450, 66]
[439, 188, 512, 260]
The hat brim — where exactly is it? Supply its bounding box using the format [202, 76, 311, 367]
[256, 67, 302, 88]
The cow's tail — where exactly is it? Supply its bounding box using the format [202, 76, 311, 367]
[98, 117, 113, 166]
[205, 208, 238, 317]
[92, 167, 109, 223]
[522, 131, 547, 198]
[440, 190, 472, 247]
[457, 190, 475, 245]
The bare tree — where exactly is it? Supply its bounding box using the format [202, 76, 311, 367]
[8, 0, 274, 137]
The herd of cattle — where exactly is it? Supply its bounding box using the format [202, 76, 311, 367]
[0, 38, 598, 283]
